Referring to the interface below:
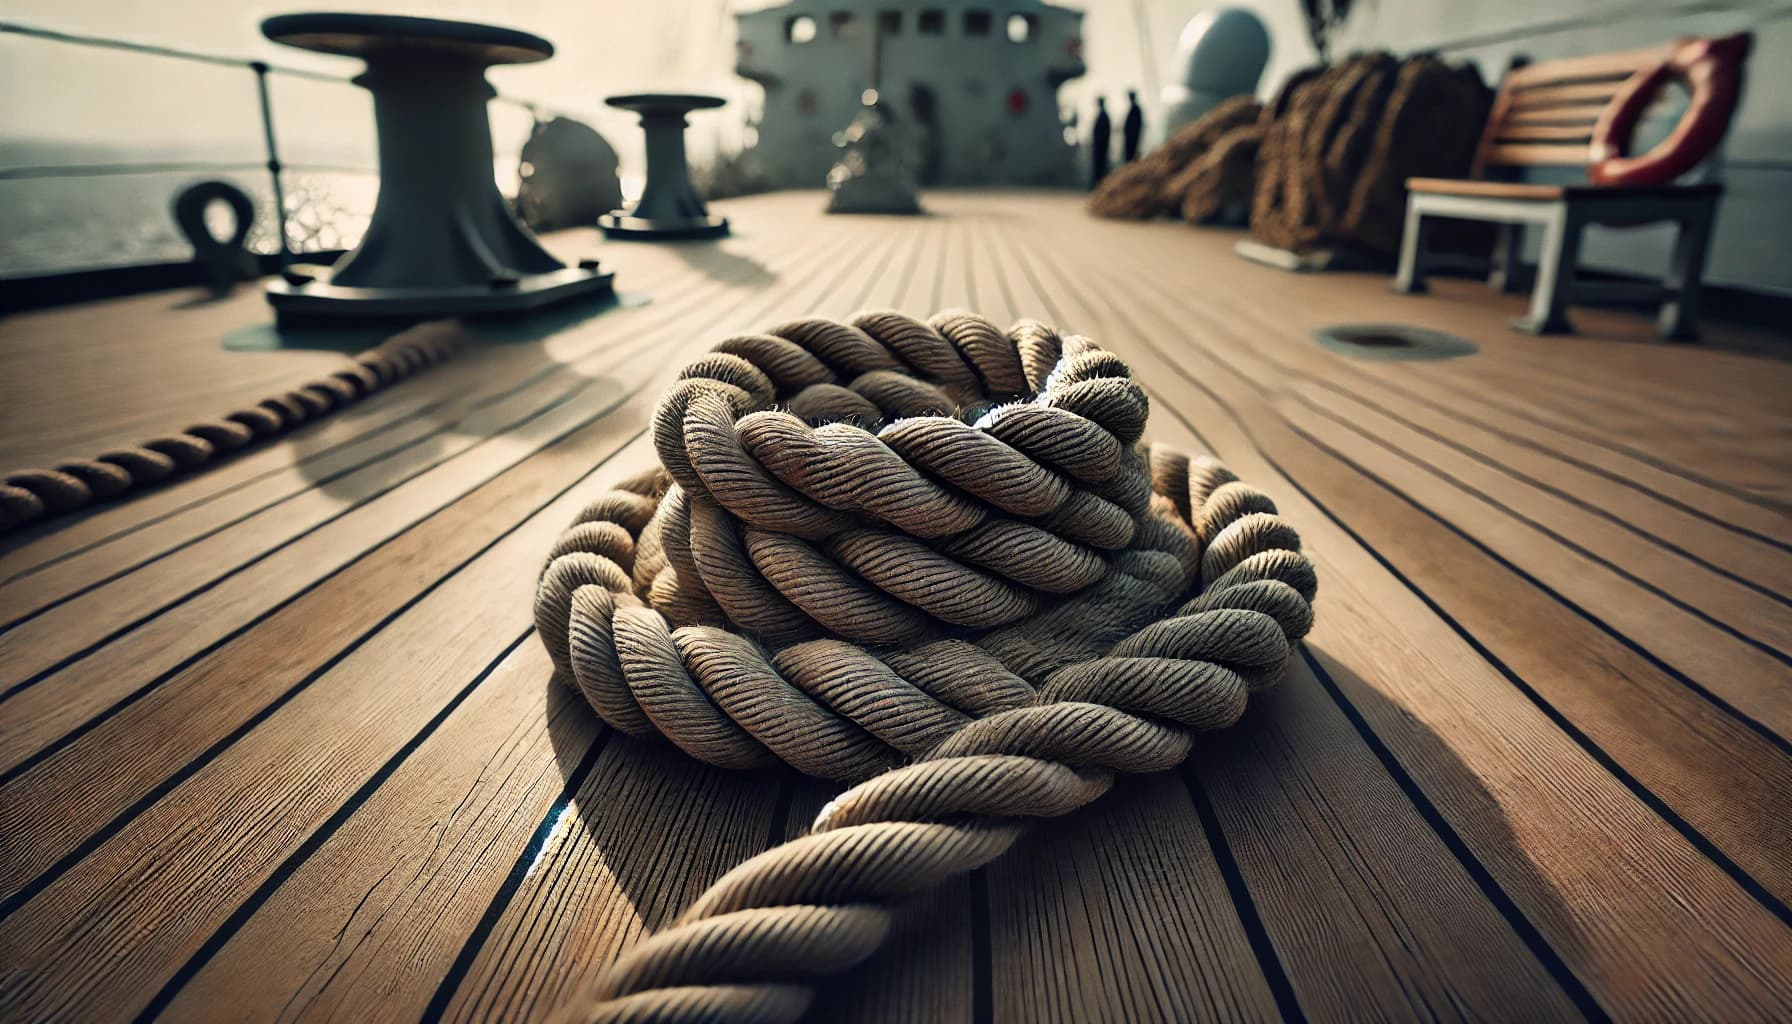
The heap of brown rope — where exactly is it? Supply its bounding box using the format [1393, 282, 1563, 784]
[1251, 54, 1491, 257]
[1171, 120, 1271, 225]
[532, 310, 1316, 1022]
[0, 321, 461, 534]
[1087, 95, 1266, 221]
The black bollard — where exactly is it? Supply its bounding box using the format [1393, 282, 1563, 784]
[259, 13, 611, 322]
[598, 94, 730, 241]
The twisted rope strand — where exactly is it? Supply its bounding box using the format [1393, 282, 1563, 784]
[0, 321, 462, 534]
[530, 312, 1317, 1022]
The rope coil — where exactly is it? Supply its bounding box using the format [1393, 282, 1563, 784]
[0, 322, 461, 534]
[532, 310, 1316, 1022]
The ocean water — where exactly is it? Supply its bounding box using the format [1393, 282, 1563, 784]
[0, 160, 635, 278]
[0, 168, 378, 277]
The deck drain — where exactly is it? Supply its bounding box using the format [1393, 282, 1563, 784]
[1315, 323, 1476, 362]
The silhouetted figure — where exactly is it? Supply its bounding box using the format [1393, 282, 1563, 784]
[910, 83, 943, 185]
[1122, 89, 1144, 162]
[1090, 97, 1112, 187]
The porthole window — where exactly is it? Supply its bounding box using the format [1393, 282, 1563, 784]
[1006, 13, 1035, 43]
[878, 10, 902, 34]
[786, 15, 816, 43]
[965, 10, 992, 35]
[830, 11, 856, 39]
[918, 9, 945, 34]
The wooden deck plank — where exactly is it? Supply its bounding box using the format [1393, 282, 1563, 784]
[1078, 216, 1792, 505]
[988, 775, 1282, 1022]
[1047, 222, 1792, 906]
[1433, 368, 1792, 496]
[159, 637, 596, 1024]
[1059, 228, 1792, 738]
[975, 213, 1284, 1022]
[1262, 370, 1792, 597]
[1413, 360, 1792, 506]
[1272, 396, 1792, 730]
[1187, 661, 1586, 1021]
[1018, 205, 1792, 725]
[438, 739, 779, 1024]
[427, 212, 928, 1020]
[0, 230, 873, 905]
[1013, 214, 1792, 1018]
[4, 191, 1791, 1024]
[0, 235, 728, 609]
[0, 432, 628, 1021]
[0, 214, 839, 645]
[778, 211, 986, 1024]
[0, 289, 350, 470]
[1273, 374, 1792, 584]
[1254, 411, 1792, 900]
[1038, 207, 1792, 504]
[0, 231, 860, 775]
[935, 210, 976, 311]
[0, 212, 907, 1021]
[1059, 217, 1792, 894]
[891, 216, 943, 314]
[0, 196, 821, 582]
[0, 211, 749, 475]
[1336, 357, 1792, 541]
[985, 221, 1588, 1020]
[0, 400, 650, 904]
[1079, 218, 1792, 552]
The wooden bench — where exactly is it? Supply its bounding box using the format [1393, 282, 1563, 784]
[1392, 40, 1746, 340]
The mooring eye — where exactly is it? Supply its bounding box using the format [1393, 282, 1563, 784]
[172, 179, 259, 292]
[173, 179, 256, 254]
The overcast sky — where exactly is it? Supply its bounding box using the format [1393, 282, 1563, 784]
[1, 1, 1319, 166]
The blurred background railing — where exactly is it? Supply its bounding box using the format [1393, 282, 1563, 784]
[0, 20, 565, 278]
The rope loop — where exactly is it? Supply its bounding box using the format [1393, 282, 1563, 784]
[533, 311, 1317, 1023]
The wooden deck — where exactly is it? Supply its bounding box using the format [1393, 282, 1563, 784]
[2, 190, 1790, 1022]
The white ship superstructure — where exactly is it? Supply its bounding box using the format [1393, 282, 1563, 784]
[735, 0, 1086, 188]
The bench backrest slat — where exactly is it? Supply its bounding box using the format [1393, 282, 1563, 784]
[1473, 42, 1674, 175]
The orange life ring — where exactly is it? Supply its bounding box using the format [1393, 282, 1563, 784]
[1589, 32, 1751, 187]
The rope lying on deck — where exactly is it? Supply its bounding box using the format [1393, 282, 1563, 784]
[0, 322, 461, 534]
[532, 311, 1317, 1022]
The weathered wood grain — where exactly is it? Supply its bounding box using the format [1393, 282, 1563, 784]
[0, 230, 875, 907]
[3, 193, 1790, 1024]
[987, 220, 1586, 1020]
[0, 231, 862, 774]
[1015, 216, 1792, 1018]
[0, 234, 725, 613]
[428, 211, 932, 1021]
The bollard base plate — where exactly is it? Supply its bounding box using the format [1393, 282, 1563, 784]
[599, 213, 729, 241]
[265, 265, 613, 323]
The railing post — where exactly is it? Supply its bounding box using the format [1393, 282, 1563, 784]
[250, 60, 293, 267]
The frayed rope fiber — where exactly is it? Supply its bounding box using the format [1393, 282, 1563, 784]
[532, 309, 1317, 1022]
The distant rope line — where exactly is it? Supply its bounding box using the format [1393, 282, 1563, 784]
[531, 310, 1316, 1022]
[0, 322, 462, 534]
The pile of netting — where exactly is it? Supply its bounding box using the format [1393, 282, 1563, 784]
[1090, 54, 1492, 259]
[532, 310, 1317, 1022]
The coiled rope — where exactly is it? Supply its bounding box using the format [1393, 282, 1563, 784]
[0, 321, 461, 534]
[532, 310, 1316, 1022]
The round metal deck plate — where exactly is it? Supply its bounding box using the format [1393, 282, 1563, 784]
[1314, 323, 1477, 361]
